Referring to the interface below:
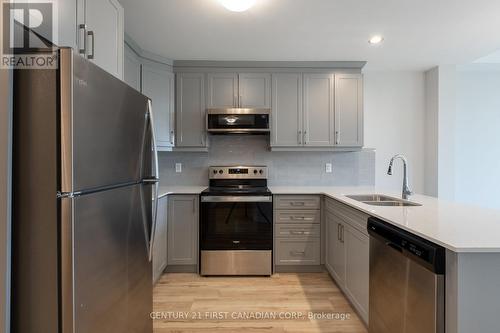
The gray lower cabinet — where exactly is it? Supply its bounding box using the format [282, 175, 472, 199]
[176, 73, 207, 148]
[274, 195, 321, 269]
[152, 196, 168, 284]
[325, 198, 369, 324]
[167, 195, 199, 266]
[344, 223, 369, 322]
[141, 60, 175, 149]
[325, 211, 345, 283]
[271, 73, 303, 146]
[334, 74, 364, 147]
[275, 238, 320, 265]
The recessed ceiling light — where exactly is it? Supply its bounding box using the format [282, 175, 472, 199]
[218, 0, 256, 12]
[369, 35, 384, 45]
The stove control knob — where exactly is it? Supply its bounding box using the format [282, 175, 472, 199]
[253, 170, 258, 174]
[213, 170, 218, 174]
[259, 169, 263, 174]
[219, 170, 223, 174]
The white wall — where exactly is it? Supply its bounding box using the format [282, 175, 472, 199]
[455, 68, 500, 209]
[364, 71, 426, 193]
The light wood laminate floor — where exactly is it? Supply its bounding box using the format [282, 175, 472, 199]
[153, 272, 368, 333]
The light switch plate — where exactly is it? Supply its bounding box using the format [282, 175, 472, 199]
[175, 163, 182, 173]
[325, 163, 333, 173]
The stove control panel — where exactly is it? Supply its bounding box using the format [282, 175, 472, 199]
[209, 166, 268, 179]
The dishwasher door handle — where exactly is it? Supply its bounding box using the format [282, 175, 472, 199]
[386, 242, 403, 253]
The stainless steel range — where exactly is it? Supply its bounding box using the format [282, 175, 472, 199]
[200, 166, 273, 276]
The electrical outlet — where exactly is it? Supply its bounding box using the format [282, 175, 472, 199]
[325, 163, 333, 173]
[175, 163, 182, 173]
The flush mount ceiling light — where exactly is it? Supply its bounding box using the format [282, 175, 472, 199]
[369, 35, 384, 45]
[218, 0, 257, 12]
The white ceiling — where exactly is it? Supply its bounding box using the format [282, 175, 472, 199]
[119, 0, 500, 70]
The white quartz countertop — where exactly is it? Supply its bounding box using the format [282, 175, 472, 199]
[155, 185, 500, 253]
[157, 186, 207, 199]
[270, 186, 500, 253]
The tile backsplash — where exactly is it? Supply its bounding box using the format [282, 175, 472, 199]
[159, 135, 375, 186]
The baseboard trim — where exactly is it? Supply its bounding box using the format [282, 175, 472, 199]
[274, 265, 325, 273]
[165, 265, 198, 273]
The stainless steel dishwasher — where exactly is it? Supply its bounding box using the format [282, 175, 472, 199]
[367, 217, 445, 333]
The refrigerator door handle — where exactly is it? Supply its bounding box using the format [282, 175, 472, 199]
[146, 100, 160, 262]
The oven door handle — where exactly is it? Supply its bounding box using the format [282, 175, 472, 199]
[201, 196, 272, 203]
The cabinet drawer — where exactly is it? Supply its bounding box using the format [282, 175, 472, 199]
[325, 198, 369, 234]
[275, 195, 321, 210]
[275, 223, 321, 238]
[275, 210, 320, 224]
[275, 238, 320, 265]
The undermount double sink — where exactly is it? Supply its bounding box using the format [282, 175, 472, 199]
[346, 194, 422, 207]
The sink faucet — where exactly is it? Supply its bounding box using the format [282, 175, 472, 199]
[387, 154, 413, 200]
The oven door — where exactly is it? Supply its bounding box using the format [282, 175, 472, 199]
[200, 195, 273, 250]
[206, 109, 270, 133]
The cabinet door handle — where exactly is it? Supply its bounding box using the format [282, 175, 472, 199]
[303, 131, 307, 145]
[170, 130, 174, 145]
[335, 131, 340, 145]
[341, 225, 345, 243]
[337, 224, 341, 241]
[87, 30, 95, 60]
[298, 130, 302, 144]
[290, 202, 305, 207]
[290, 251, 306, 257]
[289, 231, 306, 235]
[78, 24, 87, 55]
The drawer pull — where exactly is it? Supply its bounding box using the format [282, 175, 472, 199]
[289, 231, 306, 235]
[290, 251, 306, 257]
[289, 216, 314, 222]
[290, 202, 305, 206]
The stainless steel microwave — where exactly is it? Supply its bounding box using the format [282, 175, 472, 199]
[206, 108, 270, 134]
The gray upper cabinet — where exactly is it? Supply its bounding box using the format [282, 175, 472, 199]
[271, 73, 303, 146]
[167, 195, 198, 266]
[239, 73, 271, 108]
[78, 0, 124, 79]
[58, 0, 78, 49]
[303, 74, 335, 146]
[334, 74, 364, 147]
[176, 73, 207, 148]
[207, 73, 238, 108]
[141, 61, 175, 149]
[123, 44, 141, 91]
[206, 72, 271, 108]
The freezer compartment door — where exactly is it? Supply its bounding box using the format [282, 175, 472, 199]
[70, 184, 152, 333]
[60, 49, 150, 193]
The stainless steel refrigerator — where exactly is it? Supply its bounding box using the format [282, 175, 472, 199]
[11, 48, 159, 333]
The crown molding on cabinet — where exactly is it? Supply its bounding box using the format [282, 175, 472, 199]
[125, 34, 174, 68]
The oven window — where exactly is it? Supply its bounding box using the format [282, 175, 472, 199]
[200, 201, 272, 250]
[207, 114, 269, 129]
